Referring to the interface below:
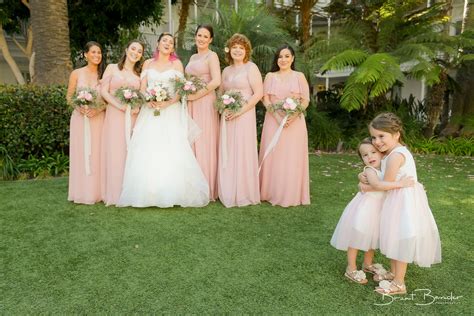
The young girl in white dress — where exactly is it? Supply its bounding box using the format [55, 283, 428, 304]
[362, 112, 441, 295]
[331, 138, 414, 284]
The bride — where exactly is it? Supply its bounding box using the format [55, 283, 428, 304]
[118, 33, 209, 208]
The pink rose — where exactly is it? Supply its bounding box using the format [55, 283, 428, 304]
[183, 84, 192, 91]
[123, 90, 132, 99]
[84, 93, 93, 101]
[229, 97, 235, 104]
[223, 98, 232, 105]
[284, 98, 297, 110]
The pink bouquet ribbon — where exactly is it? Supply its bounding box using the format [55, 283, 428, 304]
[258, 114, 289, 174]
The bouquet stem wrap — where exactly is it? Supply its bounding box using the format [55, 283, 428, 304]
[220, 117, 228, 169]
[125, 105, 132, 149]
[258, 114, 289, 174]
[83, 115, 92, 175]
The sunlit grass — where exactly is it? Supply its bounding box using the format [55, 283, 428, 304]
[1, 154, 472, 313]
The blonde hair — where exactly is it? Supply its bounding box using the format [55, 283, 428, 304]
[225, 33, 252, 65]
[369, 112, 406, 145]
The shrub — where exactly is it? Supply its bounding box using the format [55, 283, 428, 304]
[0, 85, 70, 163]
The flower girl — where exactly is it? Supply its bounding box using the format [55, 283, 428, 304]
[331, 138, 414, 284]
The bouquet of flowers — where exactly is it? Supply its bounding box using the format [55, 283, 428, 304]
[172, 74, 206, 98]
[144, 82, 169, 116]
[214, 90, 244, 114]
[268, 97, 305, 116]
[114, 87, 144, 109]
[71, 88, 102, 109]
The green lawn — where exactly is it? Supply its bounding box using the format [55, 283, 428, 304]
[1, 154, 472, 313]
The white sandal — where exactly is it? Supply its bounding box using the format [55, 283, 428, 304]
[344, 269, 368, 284]
[375, 280, 407, 295]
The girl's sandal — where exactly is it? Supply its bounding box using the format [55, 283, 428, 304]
[374, 271, 395, 282]
[375, 280, 407, 295]
[344, 269, 368, 285]
[363, 263, 386, 275]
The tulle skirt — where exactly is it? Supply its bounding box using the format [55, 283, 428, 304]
[331, 191, 384, 251]
[379, 183, 441, 267]
[117, 103, 209, 208]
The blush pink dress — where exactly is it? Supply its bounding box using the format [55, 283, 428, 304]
[259, 71, 310, 207]
[217, 62, 260, 207]
[100, 72, 140, 206]
[185, 53, 219, 200]
[68, 73, 104, 204]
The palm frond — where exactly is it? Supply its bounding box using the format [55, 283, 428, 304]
[320, 50, 369, 73]
[340, 75, 369, 111]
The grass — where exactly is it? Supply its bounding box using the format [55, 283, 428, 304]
[1, 154, 473, 313]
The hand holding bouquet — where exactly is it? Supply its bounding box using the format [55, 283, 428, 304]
[114, 87, 144, 110]
[144, 82, 169, 116]
[71, 88, 103, 111]
[269, 97, 305, 116]
[214, 90, 244, 114]
[172, 75, 206, 98]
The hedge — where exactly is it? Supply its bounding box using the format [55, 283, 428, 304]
[0, 85, 70, 163]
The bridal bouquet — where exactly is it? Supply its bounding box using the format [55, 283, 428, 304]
[214, 90, 244, 114]
[144, 82, 169, 116]
[268, 97, 305, 116]
[172, 75, 206, 98]
[114, 87, 144, 109]
[71, 88, 103, 110]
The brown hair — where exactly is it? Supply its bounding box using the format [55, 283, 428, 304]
[118, 40, 145, 76]
[225, 33, 252, 65]
[357, 137, 374, 160]
[369, 112, 406, 145]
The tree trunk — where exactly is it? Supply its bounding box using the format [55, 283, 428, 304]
[424, 70, 448, 137]
[300, 0, 317, 46]
[30, 0, 72, 85]
[177, 0, 192, 51]
[0, 26, 26, 84]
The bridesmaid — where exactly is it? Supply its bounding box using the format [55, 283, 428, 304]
[67, 41, 106, 204]
[217, 33, 263, 207]
[185, 25, 221, 201]
[100, 40, 144, 206]
[259, 44, 310, 207]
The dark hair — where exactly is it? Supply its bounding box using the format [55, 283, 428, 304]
[270, 44, 296, 72]
[84, 41, 105, 79]
[357, 137, 374, 160]
[153, 33, 179, 61]
[118, 40, 145, 76]
[195, 24, 214, 38]
[369, 112, 406, 145]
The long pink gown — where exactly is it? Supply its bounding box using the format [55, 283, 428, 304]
[100, 73, 140, 206]
[259, 71, 310, 207]
[185, 54, 219, 200]
[217, 62, 260, 207]
[68, 76, 104, 204]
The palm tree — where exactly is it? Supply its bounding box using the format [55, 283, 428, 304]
[192, 0, 289, 73]
[305, 0, 471, 117]
[30, 0, 72, 85]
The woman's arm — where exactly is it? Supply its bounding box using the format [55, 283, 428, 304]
[100, 64, 125, 111]
[286, 72, 310, 127]
[262, 73, 283, 125]
[187, 52, 221, 101]
[227, 63, 263, 120]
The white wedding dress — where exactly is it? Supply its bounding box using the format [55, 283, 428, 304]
[117, 69, 209, 208]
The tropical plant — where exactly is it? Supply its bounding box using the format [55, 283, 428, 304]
[188, 0, 290, 73]
[306, 0, 474, 116]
